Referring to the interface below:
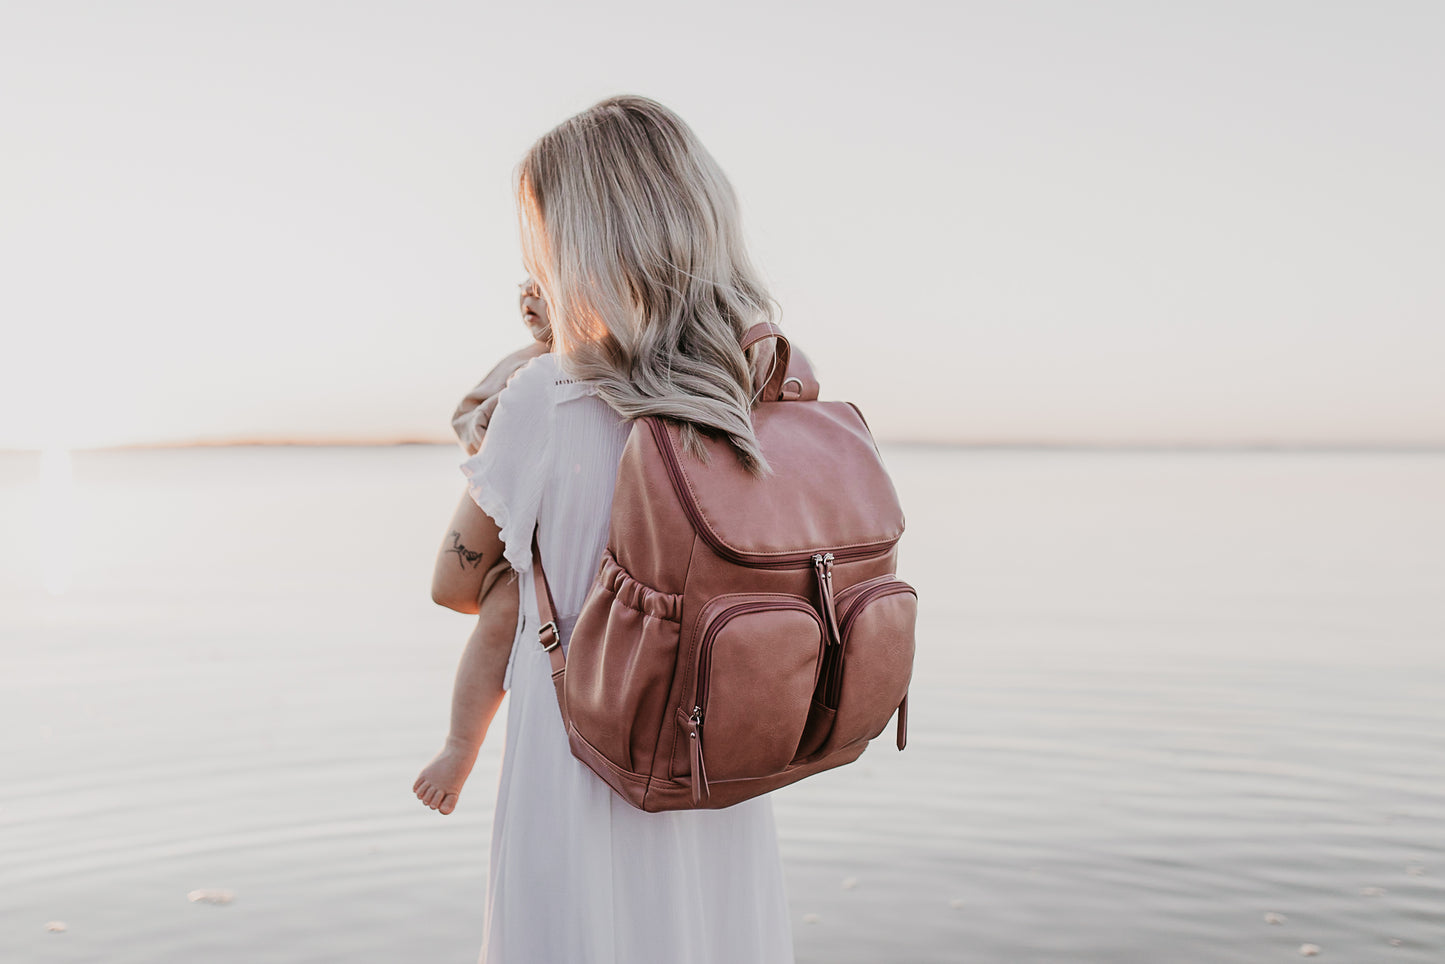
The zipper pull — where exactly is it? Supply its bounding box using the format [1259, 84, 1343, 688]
[813, 552, 842, 646]
[688, 706, 709, 805]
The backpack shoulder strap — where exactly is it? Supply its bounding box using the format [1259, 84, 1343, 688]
[529, 526, 568, 717]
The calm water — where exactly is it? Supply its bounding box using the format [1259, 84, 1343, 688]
[2, 445, 1442, 963]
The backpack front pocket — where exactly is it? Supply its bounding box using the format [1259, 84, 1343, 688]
[677, 594, 824, 802]
[812, 575, 916, 757]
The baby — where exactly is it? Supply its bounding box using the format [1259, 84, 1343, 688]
[412, 278, 551, 815]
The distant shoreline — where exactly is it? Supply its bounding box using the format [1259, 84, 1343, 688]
[4, 439, 1443, 455]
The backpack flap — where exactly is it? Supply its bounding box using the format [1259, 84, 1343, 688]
[648, 402, 904, 565]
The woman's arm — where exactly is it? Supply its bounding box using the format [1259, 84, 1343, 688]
[431, 487, 507, 614]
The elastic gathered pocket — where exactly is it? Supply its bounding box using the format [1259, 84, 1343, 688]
[677, 594, 824, 792]
[566, 550, 682, 774]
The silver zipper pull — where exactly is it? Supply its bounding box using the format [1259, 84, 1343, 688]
[813, 552, 842, 646]
[688, 705, 708, 804]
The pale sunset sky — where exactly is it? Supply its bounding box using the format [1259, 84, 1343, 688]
[1, 1, 1441, 450]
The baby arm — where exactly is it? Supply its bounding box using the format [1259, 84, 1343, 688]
[415, 490, 519, 815]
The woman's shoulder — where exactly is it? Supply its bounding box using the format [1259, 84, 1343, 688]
[485, 352, 600, 447]
[508, 351, 600, 405]
[492, 351, 563, 414]
[504, 350, 560, 388]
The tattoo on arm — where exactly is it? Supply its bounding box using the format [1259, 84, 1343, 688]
[445, 531, 486, 570]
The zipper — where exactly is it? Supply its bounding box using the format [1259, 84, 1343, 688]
[684, 597, 824, 802]
[813, 552, 841, 647]
[646, 418, 900, 569]
[820, 576, 917, 706]
[693, 599, 820, 714]
[683, 705, 708, 805]
[837, 577, 917, 641]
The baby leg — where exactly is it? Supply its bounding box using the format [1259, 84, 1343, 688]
[414, 559, 518, 815]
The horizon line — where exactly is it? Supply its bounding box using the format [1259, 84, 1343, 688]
[4, 437, 1444, 455]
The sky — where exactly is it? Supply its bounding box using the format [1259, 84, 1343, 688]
[1, 0, 1442, 450]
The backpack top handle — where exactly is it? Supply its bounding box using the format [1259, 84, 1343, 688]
[740, 321, 798, 404]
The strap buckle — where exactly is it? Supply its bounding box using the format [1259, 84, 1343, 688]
[537, 620, 560, 653]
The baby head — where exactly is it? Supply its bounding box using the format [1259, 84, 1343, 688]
[518, 276, 553, 346]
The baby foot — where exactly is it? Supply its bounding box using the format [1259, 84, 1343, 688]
[413, 739, 480, 815]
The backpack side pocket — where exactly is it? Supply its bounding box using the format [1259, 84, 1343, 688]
[567, 550, 682, 774]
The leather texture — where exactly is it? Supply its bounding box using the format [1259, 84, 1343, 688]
[656, 405, 905, 560]
[532, 323, 916, 811]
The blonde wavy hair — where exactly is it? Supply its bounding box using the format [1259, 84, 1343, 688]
[515, 94, 782, 476]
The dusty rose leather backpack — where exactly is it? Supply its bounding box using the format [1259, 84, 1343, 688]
[531, 322, 916, 811]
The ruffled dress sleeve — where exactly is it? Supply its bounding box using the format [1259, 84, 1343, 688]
[457, 354, 556, 575]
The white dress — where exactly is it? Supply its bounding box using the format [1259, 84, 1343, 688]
[459, 353, 796, 964]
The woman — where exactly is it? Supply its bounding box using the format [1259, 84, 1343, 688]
[429, 95, 795, 963]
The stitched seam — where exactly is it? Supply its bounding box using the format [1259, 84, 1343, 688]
[612, 596, 681, 621]
[569, 722, 650, 787]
